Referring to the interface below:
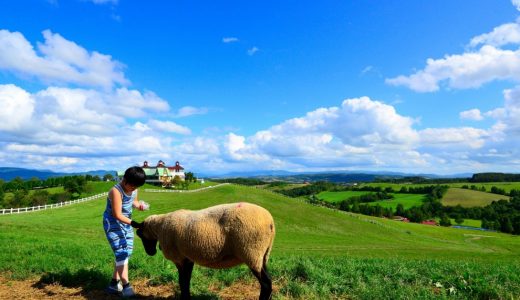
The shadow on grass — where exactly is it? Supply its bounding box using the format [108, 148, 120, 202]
[32, 268, 218, 299]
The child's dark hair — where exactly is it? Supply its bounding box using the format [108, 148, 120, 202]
[123, 166, 146, 187]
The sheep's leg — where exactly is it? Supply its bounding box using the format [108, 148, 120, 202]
[250, 264, 272, 300]
[175, 259, 194, 300]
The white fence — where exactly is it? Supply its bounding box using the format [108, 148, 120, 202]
[0, 192, 107, 215]
[144, 183, 229, 193]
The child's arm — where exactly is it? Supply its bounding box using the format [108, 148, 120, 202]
[132, 190, 144, 211]
[109, 188, 133, 225]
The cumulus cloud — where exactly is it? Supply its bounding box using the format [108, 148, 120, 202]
[0, 84, 35, 131]
[386, 45, 520, 92]
[513, 0, 520, 11]
[469, 22, 520, 48]
[148, 120, 191, 135]
[0, 83, 190, 171]
[186, 96, 492, 173]
[222, 37, 239, 43]
[0, 29, 128, 88]
[419, 127, 488, 149]
[386, 17, 520, 93]
[460, 109, 484, 121]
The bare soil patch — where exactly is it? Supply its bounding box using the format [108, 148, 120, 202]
[0, 276, 271, 300]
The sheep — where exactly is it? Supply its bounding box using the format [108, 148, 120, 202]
[132, 202, 275, 300]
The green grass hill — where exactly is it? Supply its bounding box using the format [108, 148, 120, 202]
[1, 184, 519, 299]
[442, 187, 509, 207]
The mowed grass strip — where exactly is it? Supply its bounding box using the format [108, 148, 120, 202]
[317, 190, 369, 203]
[319, 191, 426, 210]
[442, 187, 509, 207]
[1, 184, 520, 299]
[367, 193, 425, 210]
[362, 182, 520, 194]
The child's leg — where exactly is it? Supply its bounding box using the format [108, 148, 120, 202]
[112, 261, 120, 280]
[116, 262, 129, 285]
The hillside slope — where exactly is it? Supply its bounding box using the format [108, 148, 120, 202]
[1, 184, 519, 299]
[442, 187, 509, 207]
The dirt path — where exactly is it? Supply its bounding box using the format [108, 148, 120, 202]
[0, 276, 265, 300]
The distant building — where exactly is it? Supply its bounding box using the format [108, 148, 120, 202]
[392, 216, 410, 222]
[421, 219, 438, 226]
[117, 160, 185, 185]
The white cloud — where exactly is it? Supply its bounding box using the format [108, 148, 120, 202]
[222, 37, 239, 43]
[513, 0, 520, 11]
[247, 47, 259, 56]
[419, 127, 488, 149]
[148, 120, 191, 135]
[469, 22, 520, 48]
[175, 106, 209, 118]
[90, 0, 118, 4]
[0, 29, 128, 88]
[460, 109, 484, 121]
[0, 84, 34, 131]
[386, 45, 520, 92]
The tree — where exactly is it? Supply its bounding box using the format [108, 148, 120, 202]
[395, 203, 405, 216]
[185, 172, 195, 183]
[31, 190, 50, 206]
[103, 173, 114, 181]
[500, 217, 514, 233]
[172, 175, 182, 186]
[455, 216, 464, 225]
[439, 214, 452, 227]
[351, 202, 360, 213]
[64, 176, 86, 197]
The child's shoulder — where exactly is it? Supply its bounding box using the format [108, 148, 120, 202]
[109, 184, 122, 196]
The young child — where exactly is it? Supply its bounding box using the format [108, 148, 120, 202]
[102, 166, 146, 297]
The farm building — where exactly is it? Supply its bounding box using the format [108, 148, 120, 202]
[117, 160, 185, 185]
[392, 216, 410, 222]
[421, 220, 438, 226]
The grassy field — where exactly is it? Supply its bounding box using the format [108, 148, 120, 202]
[318, 191, 426, 210]
[367, 193, 426, 210]
[1, 184, 520, 299]
[316, 190, 369, 203]
[442, 188, 509, 207]
[362, 182, 520, 193]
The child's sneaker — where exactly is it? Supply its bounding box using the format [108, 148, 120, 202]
[121, 283, 135, 298]
[105, 279, 122, 295]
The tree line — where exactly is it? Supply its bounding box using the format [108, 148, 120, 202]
[0, 174, 113, 209]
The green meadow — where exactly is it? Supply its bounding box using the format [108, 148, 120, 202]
[367, 193, 426, 210]
[1, 184, 520, 299]
[442, 188, 509, 207]
[316, 190, 369, 202]
[318, 190, 426, 210]
[362, 182, 520, 194]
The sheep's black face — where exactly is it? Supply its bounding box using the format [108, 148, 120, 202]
[136, 228, 158, 256]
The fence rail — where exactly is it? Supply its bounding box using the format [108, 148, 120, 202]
[144, 183, 229, 193]
[0, 192, 107, 215]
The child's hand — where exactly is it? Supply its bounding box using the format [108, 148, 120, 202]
[138, 200, 150, 211]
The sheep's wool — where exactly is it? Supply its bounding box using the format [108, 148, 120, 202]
[144, 202, 275, 272]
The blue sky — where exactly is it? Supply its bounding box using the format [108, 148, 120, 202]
[1, 0, 520, 175]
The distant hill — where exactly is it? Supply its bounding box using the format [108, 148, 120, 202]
[206, 170, 472, 183]
[0, 167, 115, 181]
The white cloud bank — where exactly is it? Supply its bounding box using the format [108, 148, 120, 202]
[386, 17, 520, 92]
[0, 29, 128, 89]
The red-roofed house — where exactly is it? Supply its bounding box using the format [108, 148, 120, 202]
[117, 160, 185, 185]
[421, 219, 438, 226]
